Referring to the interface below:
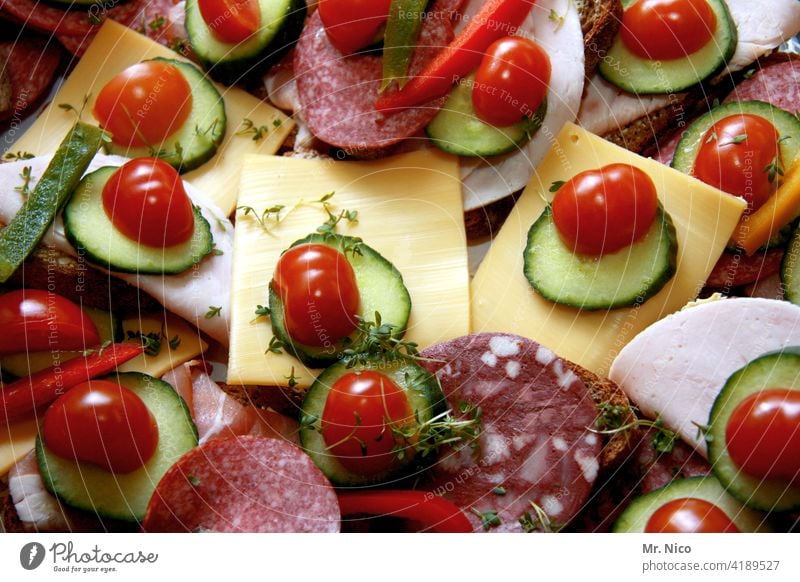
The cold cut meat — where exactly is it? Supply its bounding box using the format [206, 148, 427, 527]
[419, 333, 602, 532]
[705, 248, 784, 290]
[0, 37, 61, 123]
[293, 4, 453, 155]
[143, 436, 340, 532]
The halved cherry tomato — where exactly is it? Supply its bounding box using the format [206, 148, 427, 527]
[42, 380, 159, 474]
[726, 388, 800, 482]
[621, 0, 717, 61]
[198, 0, 261, 44]
[0, 290, 100, 356]
[321, 370, 413, 476]
[318, 0, 392, 55]
[645, 498, 740, 533]
[102, 158, 195, 248]
[272, 243, 360, 347]
[93, 61, 193, 148]
[694, 114, 780, 212]
[472, 37, 551, 127]
[551, 164, 659, 256]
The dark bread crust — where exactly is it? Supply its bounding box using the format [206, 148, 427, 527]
[577, 0, 623, 79]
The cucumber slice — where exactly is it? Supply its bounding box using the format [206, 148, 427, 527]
[523, 206, 678, 310]
[269, 233, 411, 368]
[672, 100, 800, 176]
[612, 476, 770, 532]
[103, 58, 226, 173]
[425, 73, 546, 157]
[185, 0, 307, 85]
[299, 359, 444, 486]
[707, 348, 800, 512]
[599, 0, 736, 94]
[0, 123, 105, 283]
[37, 372, 198, 522]
[0, 307, 122, 377]
[63, 166, 214, 275]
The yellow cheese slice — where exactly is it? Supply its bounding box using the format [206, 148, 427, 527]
[471, 123, 747, 378]
[117, 314, 208, 378]
[11, 20, 292, 216]
[228, 150, 470, 388]
[0, 419, 38, 476]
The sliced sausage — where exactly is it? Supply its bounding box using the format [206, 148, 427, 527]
[0, 36, 61, 122]
[705, 248, 784, 290]
[294, 3, 453, 156]
[143, 436, 340, 532]
[419, 333, 602, 532]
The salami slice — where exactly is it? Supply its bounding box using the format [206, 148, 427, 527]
[0, 0, 143, 37]
[705, 248, 784, 290]
[294, 4, 453, 155]
[0, 37, 61, 123]
[725, 57, 800, 115]
[143, 436, 340, 533]
[419, 333, 602, 533]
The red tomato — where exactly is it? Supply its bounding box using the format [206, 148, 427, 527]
[0, 290, 100, 356]
[197, 0, 261, 44]
[102, 158, 195, 248]
[93, 61, 193, 148]
[321, 371, 413, 475]
[42, 380, 159, 474]
[472, 37, 551, 127]
[694, 114, 780, 212]
[272, 243, 360, 347]
[726, 388, 800, 482]
[551, 164, 659, 256]
[621, 0, 717, 60]
[318, 0, 392, 55]
[645, 498, 740, 533]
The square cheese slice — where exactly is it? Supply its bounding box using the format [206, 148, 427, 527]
[228, 150, 470, 388]
[11, 20, 292, 216]
[471, 123, 747, 378]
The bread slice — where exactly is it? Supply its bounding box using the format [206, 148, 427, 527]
[577, 0, 623, 79]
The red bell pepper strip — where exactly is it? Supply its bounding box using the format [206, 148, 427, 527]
[0, 343, 144, 425]
[337, 490, 474, 532]
[374, 0, 537, 111]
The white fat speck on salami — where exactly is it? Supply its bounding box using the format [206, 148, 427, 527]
[143, 436, 340, 533]
[419, 333, 601, 532]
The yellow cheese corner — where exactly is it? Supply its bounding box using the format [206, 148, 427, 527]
[228, 150, 470, 388]
[0, 419, 37, 476]
[11, 20, 292, 216]
[471, 123, 747, 378]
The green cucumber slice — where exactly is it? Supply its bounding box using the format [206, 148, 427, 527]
[599, 0, 736, 94]
[707, 348, 800, 512]
[299, 358, 444, 486]
[185, 0, 307, 85]
[37, 372, 198, 522]
[612, 476, 770, 532]
[426, 73, 545, 157]
[63, 166, 214, 275]
[269, 233, 411, 368]
[523, 206, 678, 310]
[103, 58, 226, 173]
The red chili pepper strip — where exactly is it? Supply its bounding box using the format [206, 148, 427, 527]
[0, 343, 144, 425]
[374, 0, 536, 111]
[337, 490, 474, 532]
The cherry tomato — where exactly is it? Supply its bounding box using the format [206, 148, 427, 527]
[0, 290, 100, 356]
[621, 0, 717, 61]
[272, 243, 360, 347]
[645, 498, 740, 533]
[318, 0, 392, 55]
[102, 158, 195, 248]
[726, 388, 800, 482]
[42, 380, 159, 474]
[472, 36, 551, 127]
[93, 61, 193, 148]
[694, 114, 780, 212]
[321, 371, 413, 476]
[198, 0, 261, 44]
[551, 164, 659, 256]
